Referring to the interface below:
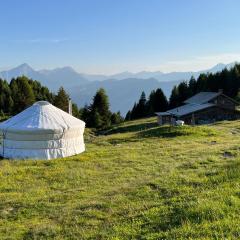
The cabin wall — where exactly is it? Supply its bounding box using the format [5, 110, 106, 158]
[182, 106, 240, 124]
[209, 95, 236, 110]
[157, 115, 173, 125]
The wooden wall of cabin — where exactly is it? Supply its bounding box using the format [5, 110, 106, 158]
[182, 106, 240, 124]
[209, 95, 236, 110]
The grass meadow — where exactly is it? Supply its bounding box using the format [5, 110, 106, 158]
[0, 117, 240, 239]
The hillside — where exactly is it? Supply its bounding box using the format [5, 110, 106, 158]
[0, 118, 240, 239]
[0, 62, 236, 115]
[69, 78, 180, 115]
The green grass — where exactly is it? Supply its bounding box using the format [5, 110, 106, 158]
[0, 117, 240, 239]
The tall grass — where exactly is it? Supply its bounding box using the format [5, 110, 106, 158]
[0, 117, 239, 239]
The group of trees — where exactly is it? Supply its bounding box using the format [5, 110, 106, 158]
[0, 76, 53, 116]
[126, 64, 240, 120]
[0, 76, 123, 129]
[169, 64, 240, 108]
[81, 88, 123, 129]
[0, 77, 78, 118]
[126, 88, 168, 120]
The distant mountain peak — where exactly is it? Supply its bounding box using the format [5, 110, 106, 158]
[206, 62, 237, 73]
[15, 63, 33, 70]
[58, 66, 76, 72]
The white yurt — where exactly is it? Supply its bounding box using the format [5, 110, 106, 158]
[0, 101, 85, 160]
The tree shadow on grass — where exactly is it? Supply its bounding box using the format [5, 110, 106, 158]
[137, 126, 193, 138]
[105, 126, 191, 145]
[105, 122, 158, 135]
[138, 125, 217, 139]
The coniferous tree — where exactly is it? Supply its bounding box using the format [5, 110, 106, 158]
[90, 109, 103, 129]
[136, 91, 147, 118]
[111, 111, 123, 124]
[29, 79, 54, 103]
[196, 73, 208, 92]
[147, 90, 156, 115]
[0, 79, 13, 114]
[10, 76, 35, 113]
[72, 103, 80, 118]
[89, 88, 111, 129]
[169, 85, 180, 109]
[188, 76, 197, 96]
[153, 88, 168, 112]
[146, 89, 168, 115]
[54, 87, 69, 112]
[130, 103, 137, 119]
[80, 105, 91, 124]
[127, 92, 149, 120]
[125, 110, 132, 121]
[177, 81, 191, 104]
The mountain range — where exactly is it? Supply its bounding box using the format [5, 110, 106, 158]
[0, 62, 237, 115]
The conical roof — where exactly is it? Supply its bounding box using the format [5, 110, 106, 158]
[0, 101, 85, 134]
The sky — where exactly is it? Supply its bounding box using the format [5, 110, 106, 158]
[1, 0, 240, 74]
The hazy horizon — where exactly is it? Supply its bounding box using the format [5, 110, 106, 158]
[0, 61, 238, 76]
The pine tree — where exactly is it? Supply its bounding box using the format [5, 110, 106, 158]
[153, 88, 168, 112]
[169, 85, 180, 108]
[130, 103, 137, 119]
[111, 112, 123, 124]
[188, 76, 197, 96]
[137, 91, 147, 118]
[72, 103, 80, 118]
[29, 79, 54, 103]
[91, 88, 111, 129]
[196, 73, 208, 92]
[125, 110, 132, 121]
[10, 76, 35, 113]
[178, 81, 191, 103]
[54, 87, 69, 112]
[80, 105, 91, 124]
[91, 109, 103, 129]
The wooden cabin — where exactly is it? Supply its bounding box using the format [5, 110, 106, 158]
[156, 91, 240, 125]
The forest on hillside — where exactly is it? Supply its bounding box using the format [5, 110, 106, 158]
[0, 76, 123, 129]
[126, 64, 240, 120]
[1, 64, 240, 127]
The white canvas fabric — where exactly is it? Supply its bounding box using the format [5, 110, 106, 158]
[0, 101, 85, 160]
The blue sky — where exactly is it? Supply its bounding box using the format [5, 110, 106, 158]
[1, 0, 240, 74]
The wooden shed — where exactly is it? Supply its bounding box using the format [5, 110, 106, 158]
[156, 91, 240, 125]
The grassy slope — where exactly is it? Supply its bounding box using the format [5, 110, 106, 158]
[0, 118, 240, 239]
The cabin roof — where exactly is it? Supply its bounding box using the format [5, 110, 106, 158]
[156, 103, 215, 117]
[167, 103, 215, 117]
[155, 112, 171, 116]
[184, 92, 221, 104]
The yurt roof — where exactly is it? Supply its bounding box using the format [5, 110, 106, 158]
[0, 101, 85, 134]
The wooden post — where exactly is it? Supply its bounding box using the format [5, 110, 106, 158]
[157, 116, 163, 125]
[191, 113, 195, 125]
[68, 98, 72, 115]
